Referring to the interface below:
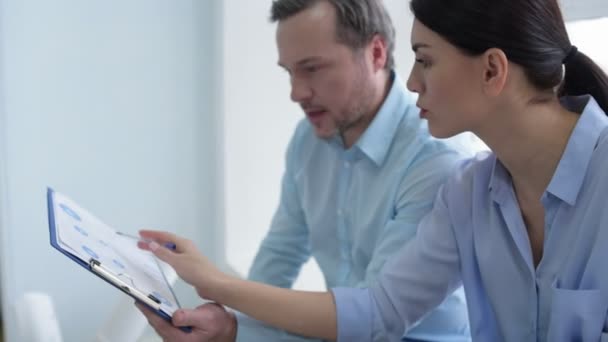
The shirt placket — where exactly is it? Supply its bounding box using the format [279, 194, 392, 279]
[497, 188, 538, 341]
[535, 194, 561, 342]
[336, 150, 356, 284]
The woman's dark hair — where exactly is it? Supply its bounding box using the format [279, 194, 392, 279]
[410, 0, 608, 114]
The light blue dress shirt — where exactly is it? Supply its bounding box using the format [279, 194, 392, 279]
[333, 95, 608, 342]
[238, 73, 473, 341]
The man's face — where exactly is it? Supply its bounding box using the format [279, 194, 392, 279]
[276, 1, 377, 141]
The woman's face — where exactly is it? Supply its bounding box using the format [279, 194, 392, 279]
[407, 19, 489, 138]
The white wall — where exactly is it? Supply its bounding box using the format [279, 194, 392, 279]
[222, 0, 416, 290]
[567, 17, 608, 71]
[562, 0, 608, 21]
[222, 0, 298, 282]
[0, 1, 224, 341]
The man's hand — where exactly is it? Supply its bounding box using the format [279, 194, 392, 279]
[137, 302, 237, 342]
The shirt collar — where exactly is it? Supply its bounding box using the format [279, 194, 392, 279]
[488, 154, 511, 205]
[354, 71, 412, 167]
[490, 95, 608, 205]
[547, 96, 608, 205]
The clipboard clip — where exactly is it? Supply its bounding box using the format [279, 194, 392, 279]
[88, 259, 162, 311]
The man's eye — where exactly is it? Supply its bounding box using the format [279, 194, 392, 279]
[304, 65, 319, 73]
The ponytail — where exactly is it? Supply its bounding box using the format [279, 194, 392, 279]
[559, 49, 608, 114]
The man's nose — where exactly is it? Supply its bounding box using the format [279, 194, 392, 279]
[290, 78, 313, 103]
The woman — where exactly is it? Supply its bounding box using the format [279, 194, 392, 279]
[141, 0, 608, 340]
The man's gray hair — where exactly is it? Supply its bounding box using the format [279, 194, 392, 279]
[270, 0, 396, 69]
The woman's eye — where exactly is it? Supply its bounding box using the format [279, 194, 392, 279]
[415, 58, 431, 68]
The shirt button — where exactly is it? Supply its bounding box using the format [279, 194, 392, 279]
[337, 209, 343, 216]
[344, 161, 350, 168]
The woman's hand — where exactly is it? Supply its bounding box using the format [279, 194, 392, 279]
[138, 229, 225, 299]
[137, 230, 337, 340]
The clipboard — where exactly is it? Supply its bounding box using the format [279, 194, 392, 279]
[47, 187, 190, 331]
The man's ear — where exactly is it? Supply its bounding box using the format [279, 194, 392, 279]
[481, 48, 509, 96]
[368, 34, 388, 72]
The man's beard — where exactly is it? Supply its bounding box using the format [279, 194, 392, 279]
[337, 69, 375, 138]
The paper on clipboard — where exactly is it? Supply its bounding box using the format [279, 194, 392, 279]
[47, 188, 181, 321]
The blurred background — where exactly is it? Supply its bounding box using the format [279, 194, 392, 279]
[0, 1, 606, 341]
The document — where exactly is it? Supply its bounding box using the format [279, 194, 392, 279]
[47, 188, 181, 322]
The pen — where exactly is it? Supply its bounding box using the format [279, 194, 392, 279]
[116, 231, 177, 251]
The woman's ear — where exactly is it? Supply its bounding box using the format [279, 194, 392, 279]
[481, 48, 509, 96]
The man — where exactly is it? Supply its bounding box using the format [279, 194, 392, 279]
[139, 0, 474, 340]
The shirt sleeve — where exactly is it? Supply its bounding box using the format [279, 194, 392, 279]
[333, 183, 463, 341]
[247, 126, 311, 288]
[355, 151, 461, 288]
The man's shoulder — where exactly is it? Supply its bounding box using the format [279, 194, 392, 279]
[388, 123, 470, 170]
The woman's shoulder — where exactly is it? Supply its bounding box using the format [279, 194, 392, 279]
[437, 150, 497, 209]
[447, 150, 495, 187]
[586, 127, 608, 185]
